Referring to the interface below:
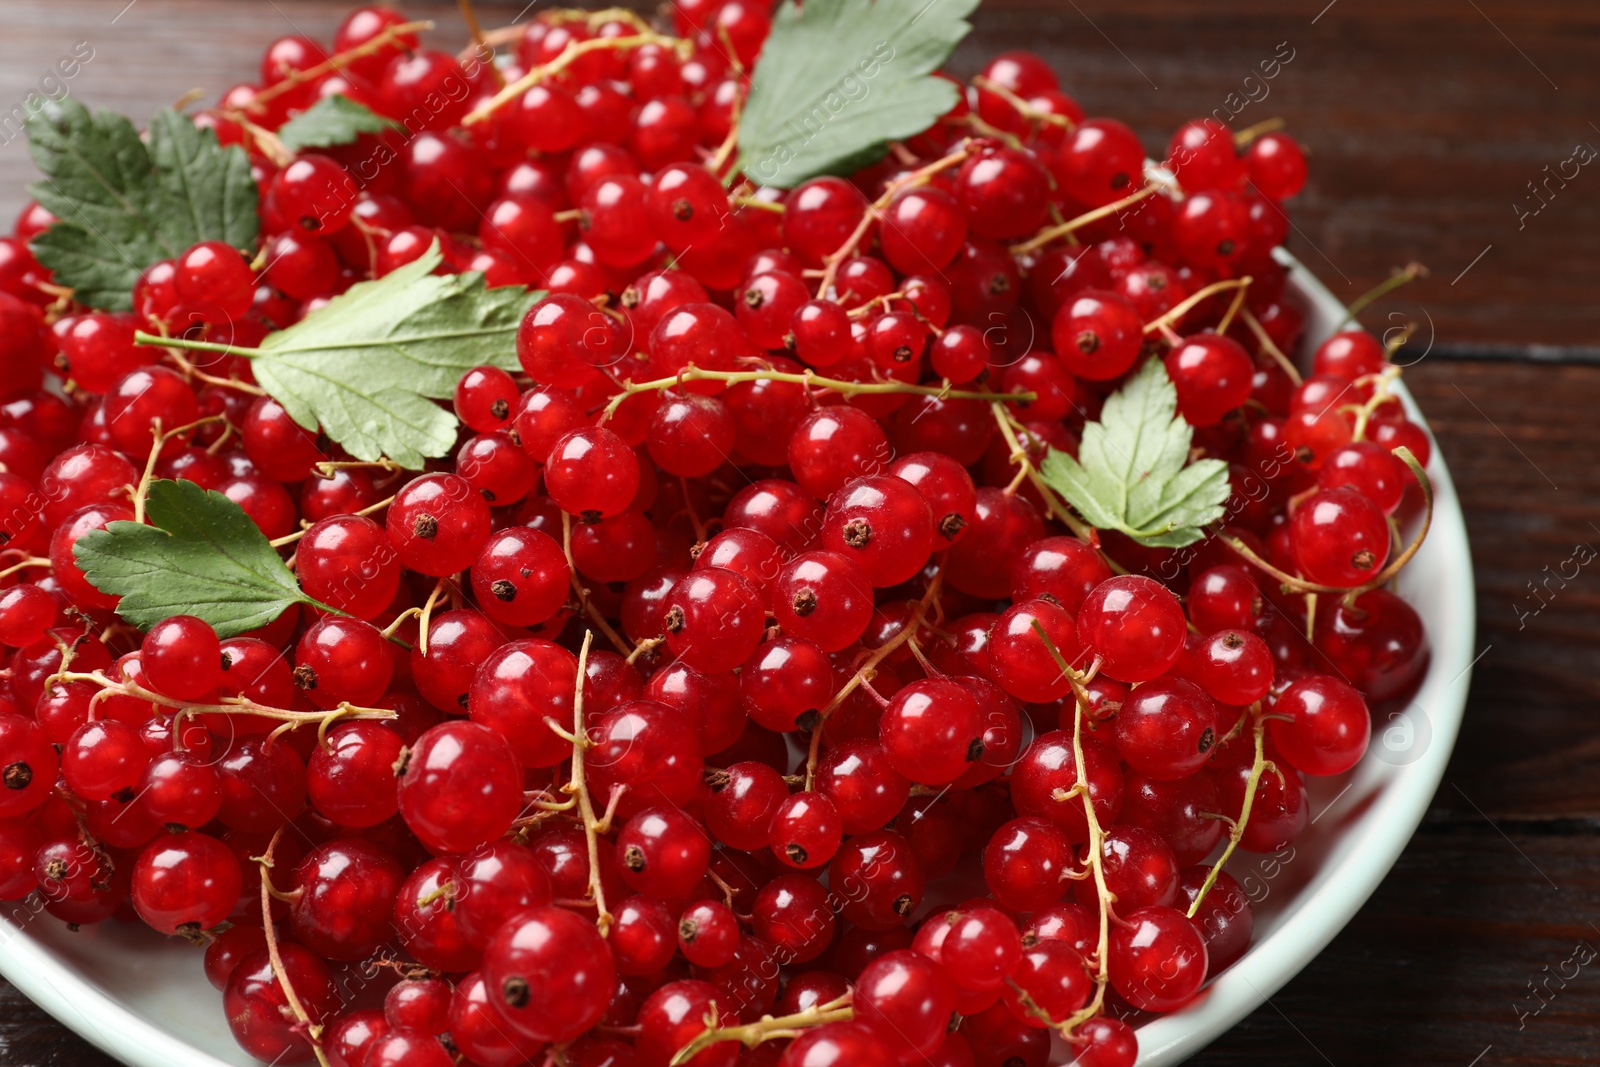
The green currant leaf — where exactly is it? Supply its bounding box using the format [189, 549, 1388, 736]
[230, 244, 540, 469]
[1038, 358, 1231, 548]
[736, 0, 978, 188]
[72, 479, 325, 637]
[277, 95, 401, 151]
[25, 98, 257, 311]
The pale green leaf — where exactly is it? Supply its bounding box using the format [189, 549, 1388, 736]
[1039, 359, 1231, 548]
[72, 480, 320, 636]
[277, 95, 400, 151]
[25, 99, 257, 310]
[737, 0, 978, 188]
[246, 245, 541, 468]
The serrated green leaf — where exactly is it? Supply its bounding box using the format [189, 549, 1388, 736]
[25, 99, 257, 311]
[1039, 359, 1231, 548]
[73, 480, 321, 637]
[737, 0, 977, 188]
[277, 95, 401, 151]
[243, 245, 541, 468]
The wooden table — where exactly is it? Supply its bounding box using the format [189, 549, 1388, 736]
[2, 2, 1597, 1065]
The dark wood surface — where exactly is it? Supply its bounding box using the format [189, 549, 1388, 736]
[2, 2, 1599, 1065]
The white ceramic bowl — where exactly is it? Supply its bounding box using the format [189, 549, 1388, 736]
[0, 251, 1474, 1067]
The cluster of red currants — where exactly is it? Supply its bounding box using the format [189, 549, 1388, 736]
[0, 4, 1436, 1067]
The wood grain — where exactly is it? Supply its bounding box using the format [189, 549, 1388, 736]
[2, 3, 1598, 1066]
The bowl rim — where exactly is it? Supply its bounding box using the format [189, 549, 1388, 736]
[0, 251, 1475, 1067]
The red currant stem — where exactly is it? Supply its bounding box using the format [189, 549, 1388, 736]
[257, 826, 334, 1067]
[599, 367, 1032, 424]
[815, 143, 975, 298]
[552, 208, 584, 224]
[274, 493, 396, 548]
[1186, 706, 1271, 919]
[558, 629, 615, 935]
[1384, 321, 1418, 359]
[1142, 277, 1253, 337]
[1214, 277, 1251, 335]
[1033, 626, 1114, 1037]
[159, 345, 266, 397]
[1237, 307, 1303, 386]
[1232, 116, 1286, 149]
[668, 993, 854, 1065]
[844, 289, 909, 319]
[0, 556, 49, 581]
[708, 82, 745, 177]
[465, 30, 683, 125]
[988, 402, 1104, 547]
[1008, 183, 1163, 257]
[1337, 262, 1428, 331]
[59, 669, 396, 733]
[803, 567, 945, 790]
[679, 476, 710, 542]
[624, 636, 664, 666]
[215, 109, 294, 168]
[1225, 444, 1431, 605]
[956, 111, 1027, 151]
[415, 878, 455, 910]
[417, 576, 457, 657]
[253, 20, 436, 109]
[456, 0, 505, 90]
[1346, 365, 1403, 442]
[131, 415, 228, 524]
[972, 75, 1076, 132]
[134, 331, 261, 360]
[311, 458, 404, 479]
[731, 193, 784, 213]
[560, 510, 634, 656]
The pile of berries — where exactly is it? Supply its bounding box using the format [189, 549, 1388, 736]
[0, 4, 1435, 1067]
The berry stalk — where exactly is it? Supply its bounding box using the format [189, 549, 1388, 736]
[668, 992, 854, 1065]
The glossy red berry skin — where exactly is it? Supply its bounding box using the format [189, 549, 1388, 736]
[289, 838, 405, 961]
[1010, 731, 1123, 842]
[1114, 676, 1218, 781]
[0, 713, 55, 818]
[705, 760, 786, 850]
[740, 635, 835, 733]
[1077, 575, 1189, 682]
[1268, 673, 1371, 775]
[855, 948, 956, 1060]
[788, 406, 892, 501]
[770, 790, 843, 870]
[468, 638, 578, 769]
[1164, 333, 1255, 426]
[545, 425, 640, 520]
[821, 475, 935, 588]
[782, 177, 868, 266]
[987, 598, 1083, 704]
[306, 720, 404, 829]
[661, 568, 765, 674]
[984, 816, 1073, 912]
[637, 980, 738, 1067]
[386, 473, 492, 577]
[295, 515, 400, 620]
[585, 700, 704, 821]
[829, 830, 924, 931]
[482, 906, 616, 1043]
[518, 293, 614, 388]
[751, 871, 836, 963]
[678, 899, 740, 967]
[224, 945, 341, 1063]
[471, 526, 568, 627]
[1290, 486, 1391, 588]
[1247, 131, 1308, 200]
[772, 550, 874, 652]
[779, 1021, 900, 1067]
[1109, 905, 1209, 1012]
[878, 678, 985, 786]
[1052, 290, 1143, 381]
[396, 721, 523, 853]
[1052, 118, 1146, 206]
[956, 146, 1050, 239]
